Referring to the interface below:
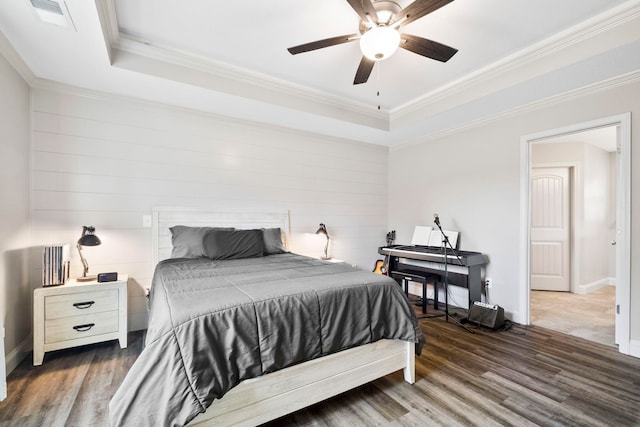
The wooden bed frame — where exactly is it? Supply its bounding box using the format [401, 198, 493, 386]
[151, 207, 416, 426]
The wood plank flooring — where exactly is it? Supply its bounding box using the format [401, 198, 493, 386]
[531, 286, 615, 347]
[0, 333, 143, 427]
[1, 306, 639, 426]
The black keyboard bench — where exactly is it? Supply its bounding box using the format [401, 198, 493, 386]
[390, 268, 441, 315]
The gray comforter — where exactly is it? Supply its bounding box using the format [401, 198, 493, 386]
[109, 253, 424, 426]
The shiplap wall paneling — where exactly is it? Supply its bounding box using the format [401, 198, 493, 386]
[31, 88, 389, 330]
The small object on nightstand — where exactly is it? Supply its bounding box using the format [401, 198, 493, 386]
[42, 244, 71, 286]
[76, 225, 101, 282]
[315, 223, 331, 260]
[33, 274, 128, 366]
[97, 272, 118, 282]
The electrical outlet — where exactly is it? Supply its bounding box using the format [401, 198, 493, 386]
[485, 278, 492, 288]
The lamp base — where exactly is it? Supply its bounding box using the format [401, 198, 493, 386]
[320, 256, 332, 260]
[76, 275, 97, 282]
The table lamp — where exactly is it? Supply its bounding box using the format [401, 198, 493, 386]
[77, 225, 101, 282]
[315, 223, 331, 260]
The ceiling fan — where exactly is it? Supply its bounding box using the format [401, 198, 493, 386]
[287, 0, 458, 85]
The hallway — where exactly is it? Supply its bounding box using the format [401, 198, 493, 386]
[531, 286, 615, 347]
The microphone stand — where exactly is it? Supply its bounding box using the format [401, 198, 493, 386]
[434, 217, 475, 334]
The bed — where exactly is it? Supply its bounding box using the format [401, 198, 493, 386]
[109, 208, 423, 426]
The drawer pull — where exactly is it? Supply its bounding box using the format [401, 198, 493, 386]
[73, 301, 95, 309]
[73, 323, 95, 332]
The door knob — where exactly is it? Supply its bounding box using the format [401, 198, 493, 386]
[611, 240, 617, 246]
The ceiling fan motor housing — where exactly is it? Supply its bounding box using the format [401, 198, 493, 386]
[358, 1, 402, 34]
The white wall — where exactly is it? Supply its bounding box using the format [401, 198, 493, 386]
[30, 87, 389, 330]
[389, 121, 520, 310]
[582, 143, 612, 286]
[389, 78, 640, 346]
[0, 49, 31, 375]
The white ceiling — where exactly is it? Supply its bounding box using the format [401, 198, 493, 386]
[114, 0, 626, 108]
[0, 0, 639, 146]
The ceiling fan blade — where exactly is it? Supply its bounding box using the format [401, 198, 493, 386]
[396, 0, 454, 27]
[346, 0, 379, 23]
[287, 34, 359, 55]
[400, 34, 458, 62]
[354, 56, 375, 85]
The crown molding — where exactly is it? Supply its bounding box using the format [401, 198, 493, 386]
[389, 0, 640, 129]
[95, 0, 119, 63]
[29, 77, 388, 151]
[93, 0, 640, 135]
[112, 36, 390, 130]
[390, 69, 640, 152]
[116, 35, 386, 119]
[0, 28, 35, 85]
[111, 42, 389, 130]
[96, 0, 388, 130]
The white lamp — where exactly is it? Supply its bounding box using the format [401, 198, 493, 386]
[315, 223, 331, 260]
[359, 26, 401, 61]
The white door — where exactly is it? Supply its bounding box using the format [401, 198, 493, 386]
[530, 167, 571, 291]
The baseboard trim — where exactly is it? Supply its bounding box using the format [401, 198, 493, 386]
[575, 277, 614, 295]
[5, 334, 32, 375]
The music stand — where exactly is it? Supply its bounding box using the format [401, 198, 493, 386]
[434, 216, 475, 334]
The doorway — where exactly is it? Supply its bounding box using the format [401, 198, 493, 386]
[529, 133, 616, 346]
[519, 113, 631, 355]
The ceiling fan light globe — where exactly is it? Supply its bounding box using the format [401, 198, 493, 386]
[359, 26, 400, 61]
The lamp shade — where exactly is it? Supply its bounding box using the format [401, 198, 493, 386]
[78, 226, 101, 246]
[360, 26, 401, 61]
[315, 223, 328, 236]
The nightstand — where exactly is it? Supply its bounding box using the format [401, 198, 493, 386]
[33, 275, 128, 366]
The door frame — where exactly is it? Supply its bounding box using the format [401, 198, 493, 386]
[0, 306, 5, 400]
[519, 113, 631, 355]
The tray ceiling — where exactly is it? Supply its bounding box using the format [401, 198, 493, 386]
[0, 0, 639, 146]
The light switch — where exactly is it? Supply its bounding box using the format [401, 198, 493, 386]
[142, 215, 152, 228]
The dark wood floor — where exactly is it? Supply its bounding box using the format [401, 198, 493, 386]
[0, 332, 143, 427]
[2, 306, 640, 426]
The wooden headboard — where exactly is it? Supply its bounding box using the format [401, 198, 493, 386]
[151, 207, 291, 266]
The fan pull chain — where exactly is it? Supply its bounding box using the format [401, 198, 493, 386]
[376, 62, 381, 110]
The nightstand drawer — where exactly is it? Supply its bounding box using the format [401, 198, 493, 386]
[45, 289, 118, 320]
[45, 311, 119, 344]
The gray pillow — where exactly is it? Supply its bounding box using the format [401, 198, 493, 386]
[170, 226, 234, 258]
[203, 229, 264, 260]
[262, 228, 286, 255]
